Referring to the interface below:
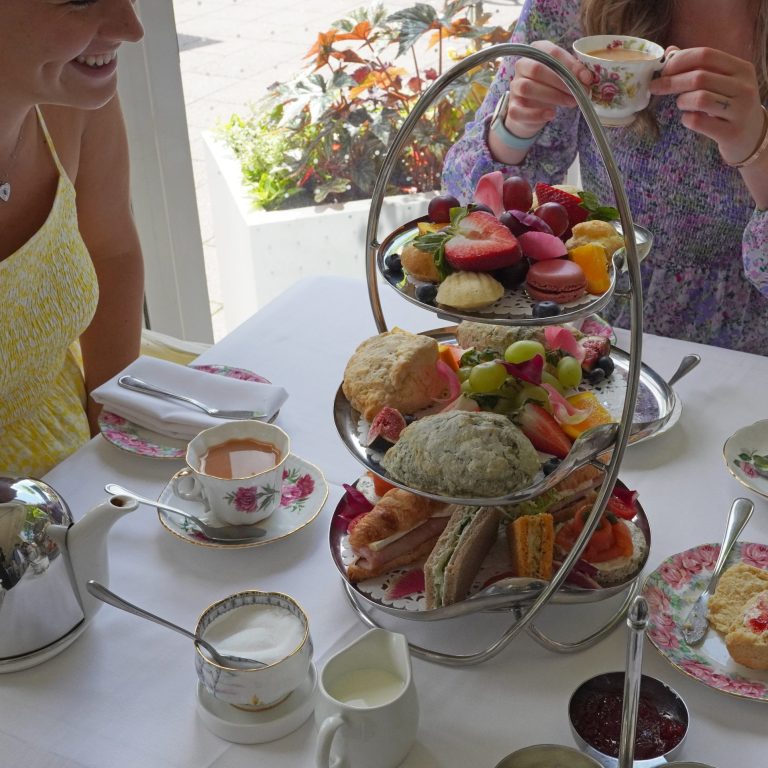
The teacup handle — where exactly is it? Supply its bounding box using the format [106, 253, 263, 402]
[172, 468, 205, 502]
[316, 714, 346, 768]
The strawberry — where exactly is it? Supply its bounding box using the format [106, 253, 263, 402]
[443, 211, 522, 272]
[516, 402, 573, 459]
[535, 182, 589, 228]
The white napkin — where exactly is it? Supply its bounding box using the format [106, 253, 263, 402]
[92, 356, 288, 439]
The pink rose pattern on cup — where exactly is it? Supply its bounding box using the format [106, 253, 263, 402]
[643, 541, 768, 701]
[588, 64, 638, 111]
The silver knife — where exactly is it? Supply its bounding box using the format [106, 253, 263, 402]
[681, 497, 753, 645]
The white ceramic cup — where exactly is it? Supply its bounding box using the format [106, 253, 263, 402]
[173, 420, 290, 525]
[314, 629, 419, 768]
[572, 35, 668, 126]
[194, 590, 313, 711]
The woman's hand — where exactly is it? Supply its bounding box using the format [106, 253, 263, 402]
[505, 40, 594, 139]
[650, 47, 765, 166]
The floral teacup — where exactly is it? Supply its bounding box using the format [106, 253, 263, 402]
[173, 421, 290, 525]
[573, 35, 668, 127]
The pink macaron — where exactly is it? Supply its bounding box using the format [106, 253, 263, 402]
[525, 259, 587, 304]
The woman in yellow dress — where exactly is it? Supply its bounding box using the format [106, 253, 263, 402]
[0, 1, 145, 478]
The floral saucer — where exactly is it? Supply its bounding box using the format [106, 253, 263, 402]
[642, 541, 768, 702]
[98, 365, 271, 459]
[157, 454, 327, 548]
[723, 419, 768, 498]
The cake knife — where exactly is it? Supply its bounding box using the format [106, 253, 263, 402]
[681, 497, 753, 645]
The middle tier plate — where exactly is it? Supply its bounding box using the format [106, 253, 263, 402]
[334, 328, 679, 505]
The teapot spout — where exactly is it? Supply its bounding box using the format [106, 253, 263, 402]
[60, 495, 138, 621]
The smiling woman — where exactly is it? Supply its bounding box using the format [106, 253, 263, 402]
[0, 0, 146, 478]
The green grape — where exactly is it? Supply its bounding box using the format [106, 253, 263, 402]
[504, 340, 546, 364]
[541, 370, 565, 395]
[457, 366, 473, 382]
[460, 379, 474, 394]
[514, 384, 550, 409]
[557, 355, 583, 389]
[468, 361, 508, 393]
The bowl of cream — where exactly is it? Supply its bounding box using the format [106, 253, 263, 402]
[194, 590, 312, 710]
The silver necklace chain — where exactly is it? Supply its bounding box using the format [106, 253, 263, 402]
[0, 124, 26, 203]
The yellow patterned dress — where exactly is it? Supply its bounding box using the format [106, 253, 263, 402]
[0, 108, 99, 478]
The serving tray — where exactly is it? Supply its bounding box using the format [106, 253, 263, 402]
[329, 476, 651, 621]
[377, 218, 652, 327]
[333, 328, 679, 504]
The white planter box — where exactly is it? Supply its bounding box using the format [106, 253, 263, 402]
[203, 132, 433, 332]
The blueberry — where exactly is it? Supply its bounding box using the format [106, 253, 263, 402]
[384, 253, 402, 272]
[542, 457, 561, 476]
[415, 283, 438, 304]
[596, 355, 615, 377]
[532, 300, 562, 318]
[587, 367, 606, 385]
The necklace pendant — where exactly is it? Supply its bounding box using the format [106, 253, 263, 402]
[0, 182, 9, 202]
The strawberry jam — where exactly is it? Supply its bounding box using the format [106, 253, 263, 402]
[572, 691, 686, 759]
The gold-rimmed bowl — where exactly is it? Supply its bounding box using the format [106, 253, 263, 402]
[194, 590, 312, 711]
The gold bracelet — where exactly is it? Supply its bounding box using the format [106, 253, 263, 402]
[727, 105, 768, 169]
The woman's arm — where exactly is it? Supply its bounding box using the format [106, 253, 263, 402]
[75, 95, 144, 434]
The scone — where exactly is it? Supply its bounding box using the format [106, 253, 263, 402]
[708, 563, 768, 634]
[401, 241, 441, 282]
[381, 410, 539, 498]
[342, 329, 446, 421]
[565, 220, 625, 257]
[436, 270, 504, 310]
[724, 590, 768, 669]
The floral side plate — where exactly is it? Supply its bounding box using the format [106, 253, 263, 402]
[723, 420, 768, 498]
[98, 365, 271, 460]
[642, 542, 768, 702]
[156, 454, 327, 549]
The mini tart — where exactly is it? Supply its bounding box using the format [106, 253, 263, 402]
[436, 270, 504, 310]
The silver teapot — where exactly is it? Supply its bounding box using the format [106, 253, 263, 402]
[0, 476, 137, 672]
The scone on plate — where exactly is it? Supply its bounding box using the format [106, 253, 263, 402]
[342, 328, 447, 421]
[436, 271, 504, 310]
[724, 589, 768, 669]
[707, 563, 768, 634]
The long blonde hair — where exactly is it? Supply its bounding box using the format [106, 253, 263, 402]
[581, 0, 768, 102]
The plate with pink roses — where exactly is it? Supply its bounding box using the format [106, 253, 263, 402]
[156, 455, 327, 548]
[723, 419, 768, 499]
[642, 541, 768, 702]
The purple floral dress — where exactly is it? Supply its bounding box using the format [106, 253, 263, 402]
[442, 0, 768, 355]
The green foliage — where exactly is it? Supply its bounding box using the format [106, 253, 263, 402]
[216, 1, 514, 210]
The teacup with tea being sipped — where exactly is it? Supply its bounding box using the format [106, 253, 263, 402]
[173, 420, 290, 526]
[572, 35, 672, 127]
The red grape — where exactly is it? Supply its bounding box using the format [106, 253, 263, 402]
[502, 176, 533, 212]
[428, 194, 460, 223]
[500, 209, 553, 237]
[533, 202, 569, 238]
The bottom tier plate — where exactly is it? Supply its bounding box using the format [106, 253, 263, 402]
[329, 477, 650, 621]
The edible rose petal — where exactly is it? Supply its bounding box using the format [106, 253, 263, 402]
[544, 326, 586, 363]
[434, 359, 461, 403]
[473, 170, 505, 216]
[385, 568, 426, 599]
[541, 383, 589, 425]
[500, 355, 544, 385]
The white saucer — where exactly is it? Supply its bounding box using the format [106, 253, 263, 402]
[723, 419, 768, 498]
[196, 661, 317, 744]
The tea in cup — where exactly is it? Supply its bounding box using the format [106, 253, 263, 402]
[314, 629, 418, 768]
[173, 420, 290, 525]
[572, 35, 668, 126]
[195, 590, 313, 710]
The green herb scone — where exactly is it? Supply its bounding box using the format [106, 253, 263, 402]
[381, 410, 539, 498]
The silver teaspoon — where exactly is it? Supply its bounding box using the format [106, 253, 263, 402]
[105, 483, 267, 542]
[86, 581, 265, 668]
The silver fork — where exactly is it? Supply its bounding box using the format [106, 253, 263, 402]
[118, 375, 265, 420]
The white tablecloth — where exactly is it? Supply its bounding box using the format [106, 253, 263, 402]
[2, 276, 765, 768]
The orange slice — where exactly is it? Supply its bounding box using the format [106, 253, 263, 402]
[568, 243, 610, 294]
[561, 391, 614, 439]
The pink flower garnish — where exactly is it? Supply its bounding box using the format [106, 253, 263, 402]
[385, 569, 425, 599]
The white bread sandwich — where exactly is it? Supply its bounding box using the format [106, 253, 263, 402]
[424, 505, 502, 609]
[346, 488, 450, 583]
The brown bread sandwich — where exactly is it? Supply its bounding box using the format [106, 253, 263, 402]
[346, 488, 450, 583]
[424, 505, 502, 609]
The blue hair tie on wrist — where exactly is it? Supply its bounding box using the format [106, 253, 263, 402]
[490, 91, 542, 151]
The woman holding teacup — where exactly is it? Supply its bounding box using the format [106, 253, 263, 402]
[0, 1, 145, 477]
[443, 0, 768, 355]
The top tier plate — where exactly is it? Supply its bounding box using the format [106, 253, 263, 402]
[376, 218, 652, 327]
